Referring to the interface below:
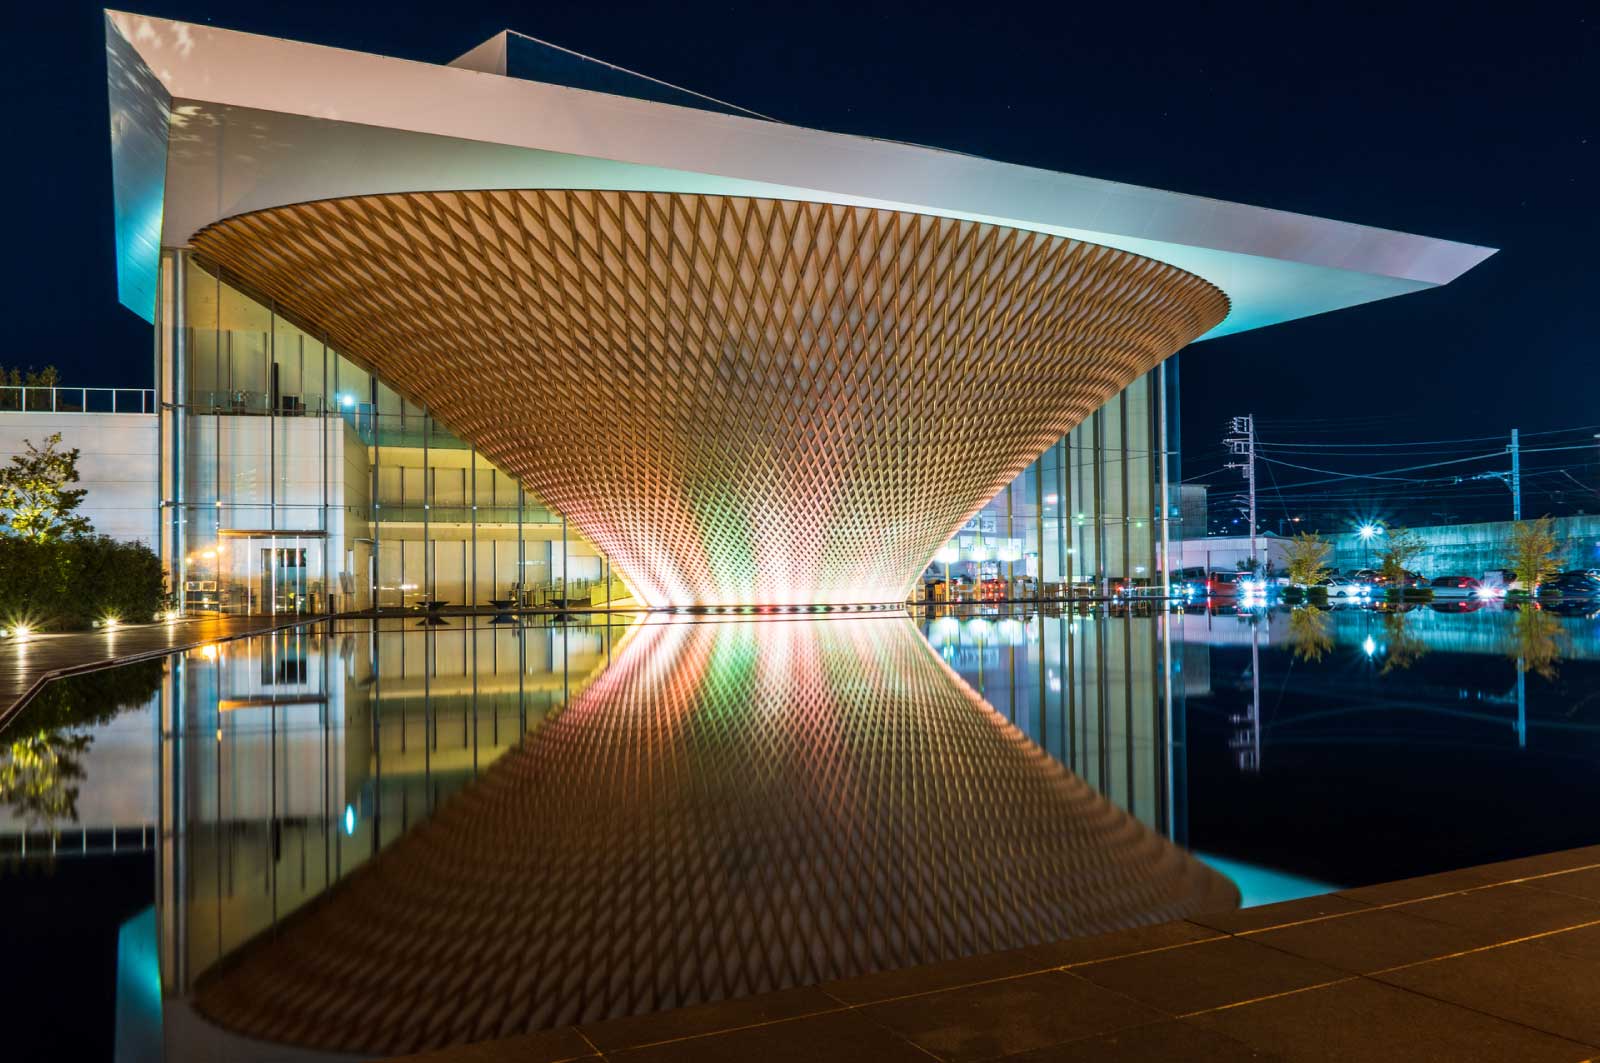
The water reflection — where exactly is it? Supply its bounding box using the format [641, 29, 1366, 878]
[0, 660, 164, 831]
[184, 614, 1230, 1055]
[9, 602, 1600, 1059]
[1512, 607, 1568, 680]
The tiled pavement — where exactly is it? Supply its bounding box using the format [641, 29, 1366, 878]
[383, 845, 1600, 1063]
[0, 613, 309, 723]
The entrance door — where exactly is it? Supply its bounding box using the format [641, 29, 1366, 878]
[257, 546, 309, 614]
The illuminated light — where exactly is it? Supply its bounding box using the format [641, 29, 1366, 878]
[344, 804, 357, 836]
[9, 624, 33, 641]
[1362, 636, 1377, 657]
[340, 393, 356, 408]
[1358, 523, 1383, 541]
[215, 728, 223, 742]
[968, 543, 989, 563]
[1045, 494, 1059, 505]
[199, 643, 218, 661]
[935, 545, 959, 565]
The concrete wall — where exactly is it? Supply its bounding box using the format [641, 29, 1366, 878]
[1328, 516, 1600, 579]
[1171, 534, 1293, 574]
[0, 412, 158, 547]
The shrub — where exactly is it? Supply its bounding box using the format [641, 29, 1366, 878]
[0, 535, 164, 631]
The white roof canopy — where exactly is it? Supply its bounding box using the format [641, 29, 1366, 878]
[106, 9, 1493, 334]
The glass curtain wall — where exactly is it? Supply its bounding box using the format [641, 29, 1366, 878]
[156, 251, 623, 616]
[925, 359, 1178, 600]
[159, 617, 623, 992]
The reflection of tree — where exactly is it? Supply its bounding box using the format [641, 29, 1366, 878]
[0, 731, 90, 826]
[1287, 607, 1333, 662]
[1380, 612, 1428, 674]
[1511, 608, 1567, 680]
[0, 659, 165, 827]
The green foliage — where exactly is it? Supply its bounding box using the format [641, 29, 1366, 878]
[0, 365, 61, 410]
[1379, 610, 1428, 674]
[1378, 527, 1428, 588]
[1508, 516, 1561, 593]
[1283, 532, 1332, 587]
[1287, 607, 1333, 662]
[0, 731, 90, 826]
[1, 658, 165, 827]
[1511, 607, 1567, 680]
[0, 536, 164, 630]
[0, 432, 91, 541]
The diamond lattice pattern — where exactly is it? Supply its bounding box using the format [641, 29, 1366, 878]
[192, 615, 1236, 1055]
[193, 192, 1228, 606]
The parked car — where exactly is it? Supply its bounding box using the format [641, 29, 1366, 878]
[1321, 575, 1374, 601]
[1429, 575, 1482, 599]
[1372, 569, 1428, 590]
[1542, 571, 1600, 599]
[1205, 570, 1244, 597]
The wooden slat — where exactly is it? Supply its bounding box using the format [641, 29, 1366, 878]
[192, 191, 1228, 606]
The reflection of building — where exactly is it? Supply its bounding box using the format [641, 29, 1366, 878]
[104, 13, 1491, 610]
[922, 607, 1189, 842]
[184, 616, 1233, 1055]
[157, 618, 622, 1002]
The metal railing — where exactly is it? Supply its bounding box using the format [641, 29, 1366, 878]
[0, 385, 155, 414]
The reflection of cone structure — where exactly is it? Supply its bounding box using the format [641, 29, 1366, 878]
[194, 616, 1235, 1056]
[193, 192, 1227, 607]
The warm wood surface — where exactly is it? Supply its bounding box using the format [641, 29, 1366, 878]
[190, 615, 1235, 1055]
[375, 845, 1600, 1063]
[193, 192, 1227, 607]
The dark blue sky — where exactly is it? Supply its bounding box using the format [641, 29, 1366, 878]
[8, 1, 1596, 511]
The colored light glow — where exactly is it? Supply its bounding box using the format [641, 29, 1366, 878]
[935, 545, 959, 565]
[344, 804, 357, 836]
[1362, 636, 1377, 657]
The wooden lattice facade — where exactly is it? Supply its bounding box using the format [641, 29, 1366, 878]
[192, 191, 1227, 606]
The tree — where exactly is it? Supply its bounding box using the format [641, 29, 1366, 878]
[1380, 610, 1428, 674]
[1508, 516, 1561, 594]
[1282, 531, 1332, 587]
[0, 433, 91, 542]
[1511, 607, 1567, 680]
[1287, 606, 1333, 662]
[1378, 527, 1427, 588]
[0, 364, 61, 411]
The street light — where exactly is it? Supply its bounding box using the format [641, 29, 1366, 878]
[1358, 522, 1383, 569]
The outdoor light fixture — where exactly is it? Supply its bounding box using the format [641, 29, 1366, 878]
[340, 393, 356, 408]
[935, 545, 959, 565]
[1363, 636, 1377, 657]
[1358, 523, 1383, 541]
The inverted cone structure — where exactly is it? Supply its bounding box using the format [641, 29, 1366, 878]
[192, 615, 1235, 1054]
[193, 191, 1226, 606]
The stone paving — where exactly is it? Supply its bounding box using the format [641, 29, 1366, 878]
[382, 844, 1600, 1063]
[0, 613, 306, 723]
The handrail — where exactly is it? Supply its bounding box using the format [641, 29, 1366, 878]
[0, 385, 155, 414]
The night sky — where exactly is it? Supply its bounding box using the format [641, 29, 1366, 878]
[8, 1, 1596, 524]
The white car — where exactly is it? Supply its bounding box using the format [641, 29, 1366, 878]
[1321, 576, 1373, 601]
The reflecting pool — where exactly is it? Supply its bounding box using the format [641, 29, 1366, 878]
[5, 602, 1600, 1059]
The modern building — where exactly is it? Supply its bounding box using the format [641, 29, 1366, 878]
[96, 10, 1491, 613]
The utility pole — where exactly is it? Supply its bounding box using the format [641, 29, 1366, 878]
[1509, 428, 1522, 522]
[1225, 415, 1257, 572]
